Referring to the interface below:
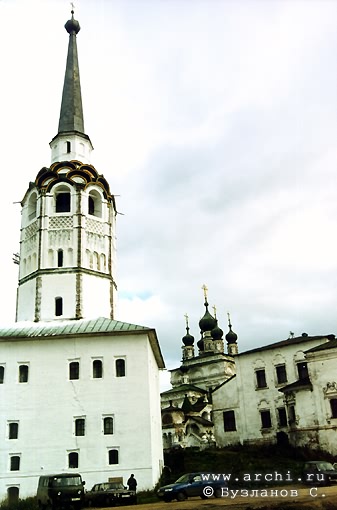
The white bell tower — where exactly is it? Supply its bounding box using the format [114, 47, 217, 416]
[16, 11, 117, 322]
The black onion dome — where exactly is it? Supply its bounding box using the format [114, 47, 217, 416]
[199, 301, 217, 332]
[211, 320, 223, 340]
[182, 326, 194, 346]
[226, 326, 238, 344]
[197, 336, 204, 351]
[65, 11, 81, 34]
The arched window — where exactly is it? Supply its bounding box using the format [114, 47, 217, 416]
[93, 360, 103, 379]
[19, 365, 29, 383]
[55, 297, 63, 317]
[68, 452, 78, 469]
[115, 359, 125, 377]
[88, 196, 95, 215]
[103, 417, 114, 435]
[108, 449, 119, 465]
[88, 190, 102, 218]
[93, 252, 100, 270]
[28, 193, 37, 221]
[69, 362, 79, 380]
[57, 249, 63, 268]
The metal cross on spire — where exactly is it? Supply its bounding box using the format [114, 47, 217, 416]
[184, 313, 189, 328]
[212, 305, 217, 319]
[201, 284, 208, 301]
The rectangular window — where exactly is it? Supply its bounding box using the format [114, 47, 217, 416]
[108, 449, 119, 465]
[10, 456, 20, 471]
[330, 399, 337, 418]
[19, 365, 29, 383]
[260, 410, 272, 429]
[56, 193, 71, 213]
[69, 361, 79, 380]
[8, 423, 19, 440]
[0, 365, 4, 384]
[297, 362, 309, 380]
[55, 297, 63, 316]
[75, 418, 85, 437]
[68, 452, 78, 469]
[288, 405, 296, 424]
[223, 410, 236, 432]
[276, 365, 287, 384]
[103, 416, 114, 435]
[255, 369, 267, 388]
[277, 407, 287, 427]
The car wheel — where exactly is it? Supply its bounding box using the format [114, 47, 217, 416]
[214, 488, 223, 498]
[176, 492, 187, 501]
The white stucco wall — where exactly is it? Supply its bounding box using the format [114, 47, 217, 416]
[213, 336, 329, 448]
[0, 330, 163, 499]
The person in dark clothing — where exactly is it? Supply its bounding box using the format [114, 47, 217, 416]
[127, 474, 137, 492]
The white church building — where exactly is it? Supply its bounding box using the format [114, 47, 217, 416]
[0, 11, 164, 501]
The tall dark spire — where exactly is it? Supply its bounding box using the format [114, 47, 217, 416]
[58, 10, 85, 135]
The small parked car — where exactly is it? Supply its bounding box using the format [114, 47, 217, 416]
[85, 482, 137, 507]
[37, 473, 86, 510]
[157, 472, 227, 502]
[302, 461, 337, 486]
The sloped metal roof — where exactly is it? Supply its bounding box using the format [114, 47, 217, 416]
[0, 317, 165, 368]
[0, 317, 150, 338]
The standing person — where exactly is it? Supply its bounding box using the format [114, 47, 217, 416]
[127, 474, 137, 492]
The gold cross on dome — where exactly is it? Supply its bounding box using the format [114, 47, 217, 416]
[201, 284, 208, 300]
[184, 313, 189, 328]
[212, 305, 217, 318]
[227, 312, 231, 325]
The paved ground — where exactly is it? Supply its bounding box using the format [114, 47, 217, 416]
[94, 484, 337, 510]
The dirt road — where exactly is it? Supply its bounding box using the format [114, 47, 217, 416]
[97, 484, 337, 510]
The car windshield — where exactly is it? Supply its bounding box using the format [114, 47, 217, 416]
[316, 462, 335, 471]
[175, 474, 193, 484]
[52, 477, 82, 487]
[106, 483, 124, 490]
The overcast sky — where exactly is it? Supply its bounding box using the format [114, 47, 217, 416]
[0, 0, 336, 389]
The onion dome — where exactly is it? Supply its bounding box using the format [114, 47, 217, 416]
[197, 335, 204, 351]
[225, 312, 238, 343]
[226, 325, 238, 343]
[182, 326, 194, 346]
[65, 10, 81, 35]
[211, 320, 223, 340]
[199, 301, 217, 332]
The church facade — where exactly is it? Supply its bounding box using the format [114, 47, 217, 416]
[0, 11, 164, 500]
[162, 292, 337, 456]
[161, 289, 237, 449]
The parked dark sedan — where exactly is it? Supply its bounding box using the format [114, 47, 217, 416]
[85, 482, 136, 507]
[303, 461, 337, 486]
[157, 472, 227, 502]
